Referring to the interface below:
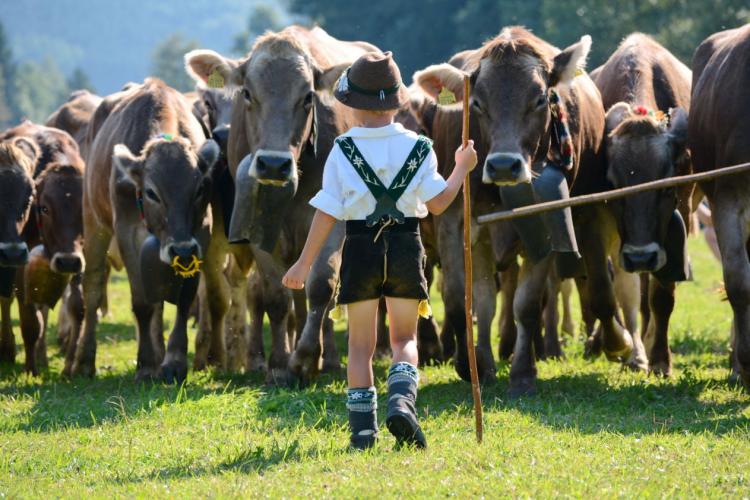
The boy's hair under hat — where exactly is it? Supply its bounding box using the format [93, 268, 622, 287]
[334, 51, 410, 111]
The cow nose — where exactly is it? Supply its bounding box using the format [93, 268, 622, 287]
[167, 240, 200, 267]
[483, 153, 530, 185]
[0, 242, 29, 267]
[211, 125, 230, 153]
[256, 155, 293, 182]
[50, 253, 84, 274]
[621, 250, 660, 272]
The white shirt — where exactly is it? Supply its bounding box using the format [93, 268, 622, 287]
[309, 123, 447, 220]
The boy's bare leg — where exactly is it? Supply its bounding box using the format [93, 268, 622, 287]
[385, 297, 426, 448]
[346, 299, 380, 449]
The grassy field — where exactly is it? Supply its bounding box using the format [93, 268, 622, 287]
[1, 237, 748, 498]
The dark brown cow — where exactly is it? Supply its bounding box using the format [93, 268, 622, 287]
[0, 122, 85, 374]
[185, 26, 376, 383]
[592, 34, 692, 376]
[689, 24, 750, 387]
[415, 27, 627, 395]
[67, 78, 219, 382]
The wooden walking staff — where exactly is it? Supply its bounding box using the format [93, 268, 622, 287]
[461, 75, 484, 443]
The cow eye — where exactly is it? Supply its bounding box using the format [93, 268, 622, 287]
[241, 88, 252, 104]
[40, 206, 49, 214]
[145, 188, 160, 203]
[535, 95, 548, 109]
[471, 99, 482, 113]
[303, 91, 314, 110]
[203, 99, 213, 110]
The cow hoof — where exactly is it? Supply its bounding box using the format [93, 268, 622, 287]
[160, 358, 188, 385]
[454, 348, 496, 384]
[321, 358, 342, 374]
[288, 343, 321, 382]
[649, 361, 672, 378]
[247, 354, 267, 373]
[584, 332, 603, 359]
[625, 350, 649, 372]
[71, 359, 96, 378]
[440, 330, 456, 360]
[508, 377, 537, 398]
[543, 343, 565, 360]
[134, 367, 160, 383]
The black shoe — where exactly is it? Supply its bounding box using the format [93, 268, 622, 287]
[386, 408, 427, 449]
[349, 429, 378, 450]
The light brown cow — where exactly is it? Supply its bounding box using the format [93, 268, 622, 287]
[592, 34, 692, 376]
[185, 26, 377, 383]
[45, 90, 102, 153]
[0, 122, 85, 375]
[689, 24, 750, 387]
[67, 78, 219, 382]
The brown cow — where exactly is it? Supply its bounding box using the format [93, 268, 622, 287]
[414, 27, 628, 395]
[0, 122, 85, 374]
[592, 34, 692, 376]
[45, 90, 103, 152]
[689, 24, 750, 387]
[185, 26, 377, 383]
[67, 78, 219, 382]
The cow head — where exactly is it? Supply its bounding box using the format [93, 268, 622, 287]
[113, 137, 219, 267]
[605, 103, 689, 273]
[415, 28, 591, 186]
[184, 35, 347, 246]
[0, 139, 37, 268]
[193, 85, 234, 154]
[35, 163, 85, 274]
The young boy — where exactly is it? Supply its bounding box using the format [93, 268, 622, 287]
[282, 51, 477, 450]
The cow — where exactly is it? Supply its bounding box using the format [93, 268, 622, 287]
[66, 78, 220, 383]
[46, 90, 103, 152]
[688, 24, 750, 388]
[185, 26, 382, 384]
[414, 27, 630, 395]
[0, 122, 85, 375]
[592, 34, 692, 376]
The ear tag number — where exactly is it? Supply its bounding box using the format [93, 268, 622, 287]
[438, 86, 457, 105]
[207, 68, 225, 89]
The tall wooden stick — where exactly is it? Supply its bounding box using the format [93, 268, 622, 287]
[477, 161, 750, 225]
[462, 75, 483, 443]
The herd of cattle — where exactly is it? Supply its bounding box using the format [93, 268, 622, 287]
[0, 24, 748, 396]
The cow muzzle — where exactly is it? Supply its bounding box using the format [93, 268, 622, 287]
[160, 238, 201, 267]
[251, 150, 296, 186]
[620, 243, 667, 273]
[211, 125, 230, 155]
[50, 252, 85, 274]
[483, 153, 531, 185]
[0, 242, 29, 267]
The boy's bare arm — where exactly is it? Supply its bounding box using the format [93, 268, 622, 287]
[282, 209, 337, 289]
[425, 140, 478, 215]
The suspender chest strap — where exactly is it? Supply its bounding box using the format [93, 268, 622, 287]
[336, 135, 432, 227]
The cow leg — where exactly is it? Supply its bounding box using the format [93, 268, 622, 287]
[17, 298, 42, 375]
[613, 265, 646, 372]
[542, 273, 564, 359]
[709, 194, 750, 386]
[417, 259, 442, 365]
[575, 276, 597, 341]
[160, 276, 199, 385]
[647, 278, 675, 377]
[33, 306, 50, 371]
[69, 222, 111, 377]
[246, 269, 266, 373]
[498, 260, 519, 361]
[225, 257, 250, 372]
[59, 278, 83, 360]
[194, 233, 229, 371]
[560, 278, 576, 338]
[132, 300, 160, 382]
[150, 302, 165, 366]
[288, 223, 343, 382]
[578, 207, 633, 361]
[508, 255, 551, 397]
[470, 228, 498, 382]
[290, 288, 306, 349]
[0, 296, 15, 364]
[263, 281, 293, 385]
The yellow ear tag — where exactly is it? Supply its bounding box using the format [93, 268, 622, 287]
[437, 86, 457, 105]
[207, 68, 225, 89]
[575, 68, 585, 77]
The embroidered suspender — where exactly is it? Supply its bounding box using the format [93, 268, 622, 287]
[336, 135, 432, 227]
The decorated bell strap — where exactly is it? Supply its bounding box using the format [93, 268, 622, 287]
[547, 90, 574, 170]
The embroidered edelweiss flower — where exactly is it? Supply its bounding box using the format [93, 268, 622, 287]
[352, 156, 364, 168]
[406, 158, 419, 172]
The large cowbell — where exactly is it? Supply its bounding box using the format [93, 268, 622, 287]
[139, 235, 199, 305]
[499, 163, 584, 278]
[0, 266, 16, 298]
[228, 154, 296, 253]
[651, 209, 692, 285]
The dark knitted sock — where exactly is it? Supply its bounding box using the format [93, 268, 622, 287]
[347, 386, 378, 450]
[386, 362, 426, 449]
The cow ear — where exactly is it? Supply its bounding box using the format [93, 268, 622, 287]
[11, 137, 40, 167]
[605, 102, 632, 136]
[112, 144, 144, 186]
[196, 139, 220, 176]
[314, 62, 351, 92]
[184, 49, 242, 91]
[667, 107, 689, 163]
[413, 63, 467, 102]
[550, 35, 592, 87]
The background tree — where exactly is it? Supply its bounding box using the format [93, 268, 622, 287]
[66, 67, 96, 94]
[232, 4, 284, 56]
[13, 58, 69, 123]
[151, 32, 200, 92]
[0, 21, 18, 127]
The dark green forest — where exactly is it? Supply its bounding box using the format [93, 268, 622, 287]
[0, 1, 748, 128]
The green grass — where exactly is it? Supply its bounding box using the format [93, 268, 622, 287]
[1, 237, 748, 498]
